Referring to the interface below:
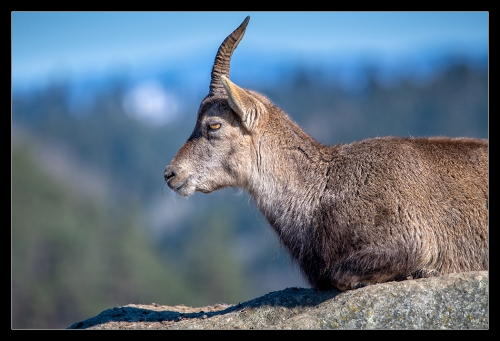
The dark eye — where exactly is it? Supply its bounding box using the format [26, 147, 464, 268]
[209, 123, 221, 130]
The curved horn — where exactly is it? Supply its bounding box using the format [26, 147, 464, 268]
[208, 16, 250, 97]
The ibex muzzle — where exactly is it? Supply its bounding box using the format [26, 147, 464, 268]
[164, 16, 488, 291]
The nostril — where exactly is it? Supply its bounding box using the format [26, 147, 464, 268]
[164, 165, 177, 182]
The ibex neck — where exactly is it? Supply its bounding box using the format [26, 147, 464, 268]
[247, 117, 331, 242]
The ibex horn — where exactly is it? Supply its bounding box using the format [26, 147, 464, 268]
[208, 16, 250, 97]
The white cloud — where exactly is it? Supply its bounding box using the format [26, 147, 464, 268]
[122, 80, 180, 126]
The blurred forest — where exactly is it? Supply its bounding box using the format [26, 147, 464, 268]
[11, 57, 488, 329]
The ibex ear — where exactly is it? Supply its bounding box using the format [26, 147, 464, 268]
[221, 75, 263, 132]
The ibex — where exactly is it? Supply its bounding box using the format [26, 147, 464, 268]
[164, 16, 488, 291]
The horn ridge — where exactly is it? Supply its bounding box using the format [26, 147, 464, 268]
[209, 16, 250, 96]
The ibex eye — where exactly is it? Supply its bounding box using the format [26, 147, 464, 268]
[209, 123, 221, 130]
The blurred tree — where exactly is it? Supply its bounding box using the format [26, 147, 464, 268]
[12, 142, 195, 329]
[179, 211, 249, 305]
[262, 59, 487, 145]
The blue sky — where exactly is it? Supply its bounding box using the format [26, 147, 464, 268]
[12, 11, 488, 89]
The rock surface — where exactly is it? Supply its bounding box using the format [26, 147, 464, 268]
[68, 271, 488, 329]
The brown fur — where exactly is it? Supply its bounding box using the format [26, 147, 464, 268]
[164, 17, 488, 291]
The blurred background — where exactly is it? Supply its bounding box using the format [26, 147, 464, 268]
[11, 11, 488, 329]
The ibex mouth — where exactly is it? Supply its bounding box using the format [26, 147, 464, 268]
[164, 165, 191, 196]
[168, 180, 186, 193]
[166, 177, 188, 195]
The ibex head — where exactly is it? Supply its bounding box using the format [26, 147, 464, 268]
[164, 16, 268, 196]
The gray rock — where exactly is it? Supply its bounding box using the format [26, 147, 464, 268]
[68, 271, 488, 329]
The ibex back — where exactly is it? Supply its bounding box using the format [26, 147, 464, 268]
[164, 16, 488, 291]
